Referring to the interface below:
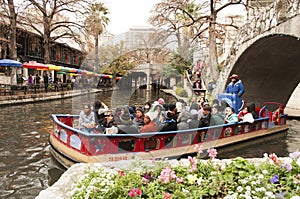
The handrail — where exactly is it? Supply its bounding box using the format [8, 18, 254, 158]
[52, 114, 270, 138]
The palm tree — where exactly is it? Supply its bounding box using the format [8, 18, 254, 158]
[85, 2, 109, 71]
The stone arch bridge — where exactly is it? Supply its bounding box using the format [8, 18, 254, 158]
[213, 0, 300, 113]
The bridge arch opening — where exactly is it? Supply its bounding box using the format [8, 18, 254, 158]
[228, 34, 300, 107]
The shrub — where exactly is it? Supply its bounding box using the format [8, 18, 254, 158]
[176, 81, 183, 88]
[176, 87, 188, 97]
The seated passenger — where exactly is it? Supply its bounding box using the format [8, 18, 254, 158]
[198, 106, 212, 128]
[134, 107, 145, 128]
[160, 112, 177, 132]
[102, 114, 115, 132]
[238, 106, 254, 123]
[188, 109, 199, 129]
[113, 107, 122, 124]
[152, 104, 166, 128]
[168, 103, 178, 121]
[140, 112, 158, 133]
[224, 107, 239, 124]
[94, 100, 109, 125]
[79, 104, 96, 133]
[247, 102, 258, 119]
[190, 97, 199, 111]
[117, 112, 139, 134]
[211, 107, 225, 125]
[128, 106, 136, 120]
[177, 103, 192, 130]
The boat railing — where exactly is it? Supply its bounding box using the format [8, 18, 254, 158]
[50, 113, 287, 157]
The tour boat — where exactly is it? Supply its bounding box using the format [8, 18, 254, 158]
[49, 99, 289, 168]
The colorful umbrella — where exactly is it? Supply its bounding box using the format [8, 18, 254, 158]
[47, 64, 61, 71]
[0, 59, 22, 67]
[23, 61, 49, 70]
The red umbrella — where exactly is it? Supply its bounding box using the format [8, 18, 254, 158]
[23, 61, 49, 70]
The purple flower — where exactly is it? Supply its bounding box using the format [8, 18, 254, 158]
[270, 174, 279, 184]
[289, 150, 300, 159]
[285, 163, 292, 171]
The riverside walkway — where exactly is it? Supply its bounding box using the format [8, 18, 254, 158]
[0, 87, 113, 106]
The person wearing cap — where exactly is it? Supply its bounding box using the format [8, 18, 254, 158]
[225, 74, 245, 112]
[226, 74, 245, 97]
[116, 112, 139, 134]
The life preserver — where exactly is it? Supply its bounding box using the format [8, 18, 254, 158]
[272, 109, 281, 124]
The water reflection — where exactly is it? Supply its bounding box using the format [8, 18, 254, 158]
[0, 89, 299, 198]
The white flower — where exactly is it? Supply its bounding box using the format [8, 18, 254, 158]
[265, 191, 275, 198]
[240, 179, 248, 184]
[255, 187, 266, 192]
[262, 169, 268, 174]
[291, 196, 300, 199]
[243, 195, 252, 199]
[197, 177, 203, 185]
[237, 186, 243, 192]
[245, 190, 251, 196]
[224, 193, 238, 199]
[258, 174, 264, 179]
[182, 188, 189, 193]
[246, 186, 251, 191]
[297, 158, 300, 167]
[251, 181, 257, 186]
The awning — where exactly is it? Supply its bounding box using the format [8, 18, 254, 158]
[47, 64, 61, 71]
[23, 61, 49, 70]
[0, 59, 22, 67]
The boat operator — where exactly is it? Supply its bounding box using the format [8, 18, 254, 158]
[225, 74, 245, 113]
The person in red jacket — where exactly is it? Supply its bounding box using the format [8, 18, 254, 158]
[140, 112, 158, 133]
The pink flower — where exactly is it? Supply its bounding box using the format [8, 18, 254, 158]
[176, 177, 184, 183]
[269, 153, 280, 165]
[158, 167, 177, 183]
[118, 170, 125, 176]
[152, 158, 156, 164]
[128, 189, 135, 197]
[207, 148, 218, 159]
[188, 156, 198, 172]
[128, 188, 142, 197]
[194, 144, 203, 153]
[164, 192, 172, 199]
[190, 164, 197, 172]
[135, 188, 142, 196]
[142, 177, 149, 183]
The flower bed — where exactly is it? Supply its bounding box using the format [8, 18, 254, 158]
[70, 146, 300, 199]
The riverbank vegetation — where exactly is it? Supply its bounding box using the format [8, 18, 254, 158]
[70, 146, 300, 198]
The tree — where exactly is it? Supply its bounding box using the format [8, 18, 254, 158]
[1, 0, 18, 60]
[85, 2, 109, 71]
[18, 0, 91, 64]
[150, 0, 246, 82]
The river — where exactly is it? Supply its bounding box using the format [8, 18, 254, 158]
[0, 89, 299, 199]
